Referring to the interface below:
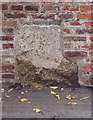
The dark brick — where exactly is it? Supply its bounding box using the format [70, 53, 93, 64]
[4, 12, 26, 18]
[76, 29, 93, 34]
[25, 5, 39, 12]
[2, 4, 8, 10]
[58, 13, 73, 20]
[11, 5, 23, 10]
[2, 74, 14, 79]
[64, 36, 86, 41]
[64, 51, 87, 57]
[0, 36, 14, 41]
[3, 44, 14, 49]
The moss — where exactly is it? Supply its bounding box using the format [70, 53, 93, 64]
[15, 53, 78, 87]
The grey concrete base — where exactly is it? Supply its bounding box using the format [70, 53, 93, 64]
[2, 83, 92, 118]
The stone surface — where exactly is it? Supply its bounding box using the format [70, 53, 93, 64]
[14, 19, 78, 87]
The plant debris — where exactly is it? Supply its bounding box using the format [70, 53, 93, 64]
[19, 98, 28, 102]
[68, 102, 77, 105]
[66, 95, 76, 100]
[49, 86, 58, 90]
[50, 91, 60, 100]
[33, 107, 42, 114]
[80, 96, 89, 101]
[8, 88, 13, 93]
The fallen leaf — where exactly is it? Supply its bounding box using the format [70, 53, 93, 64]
[80, 96, 89, 100]
[49, 86, 58, 90]
[19, 98, 28, 102]
[61, 88, 64, 91]
[5, 95, 10, 98]
[27, 101, 32, 104]
[50, 91, 60, 100]
[33, 107, 42, 113]
[1, 88, 4, 92]
[66, 95, 76, 100]
[50, 91, 57, 95]
[21, 92, 25, 94]
[8, 88, 13, 93]
[55, 94, 60, 100]
[68, 102, 77, 105]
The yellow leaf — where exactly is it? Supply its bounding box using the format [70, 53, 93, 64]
[50, 91, 57, 95]
[68, 102, 77, 105]
[55, 94, 60, 100]
[49, 86, 58, 90]
[33, 107, 41, 113]
[66, 95, 76, 100]
[19, 98, 28, 102]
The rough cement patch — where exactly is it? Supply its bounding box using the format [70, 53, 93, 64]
[14, 19, 78, 87]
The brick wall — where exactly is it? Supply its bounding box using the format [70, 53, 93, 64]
[1, 1, 93, 86]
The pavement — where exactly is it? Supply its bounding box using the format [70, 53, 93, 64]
[1, 83, 92, 119]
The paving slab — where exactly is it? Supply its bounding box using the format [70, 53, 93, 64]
[1, 83, 92, 119]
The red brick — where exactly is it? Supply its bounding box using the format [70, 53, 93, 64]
[2, 4, 8, 10]
[0, 36, 14, 41]
[2, 28, 13, 33]
[82, 64, 93, 71]
[86, 59, 93, 63]
[64, 51, 87, 57]
[81, 44, 93, 50]
[2, 64, 15, 72]
[77, 13, 92, 19]
[11, 5, 23, 10]
[25, 5, 39, 12]
[89, 51, 93, 55]
[4, 12, 26, 18]
[64, 36, 86, 41]
[85, 22, 93, 27]
[42, 4, 58, 12]
[90, 36, 93, 42]
[63, 6, 79, 11]
[2, 74, 14, 79]
[63, 29, 70, 34]
[3, 44, 14, 49]
[80, 6, 93, 12]
[2, 20, 17, 27]
[70, 21, 80, 26]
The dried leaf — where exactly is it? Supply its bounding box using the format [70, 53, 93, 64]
[50, 91, 60, 100]
[33, 107, 41, 113]
[5, 95, 10, 98]
[66, 95, 76, 100]
[55, 94, 60, 100]
[27, 101, 32, 104]
[1, 88, 4, 93]
[61, 88, 64, 91]
[50, 91, 57, 95]
[21, 92, 25, 94]
[8, 88, 13, 93]
[68, 102, 77, 105]
[80, 96, 89, 100]
[19, 98, 28, 102]
[49, 86, 58, 90]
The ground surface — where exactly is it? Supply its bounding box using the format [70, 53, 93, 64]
[1, 83, 92, 119]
